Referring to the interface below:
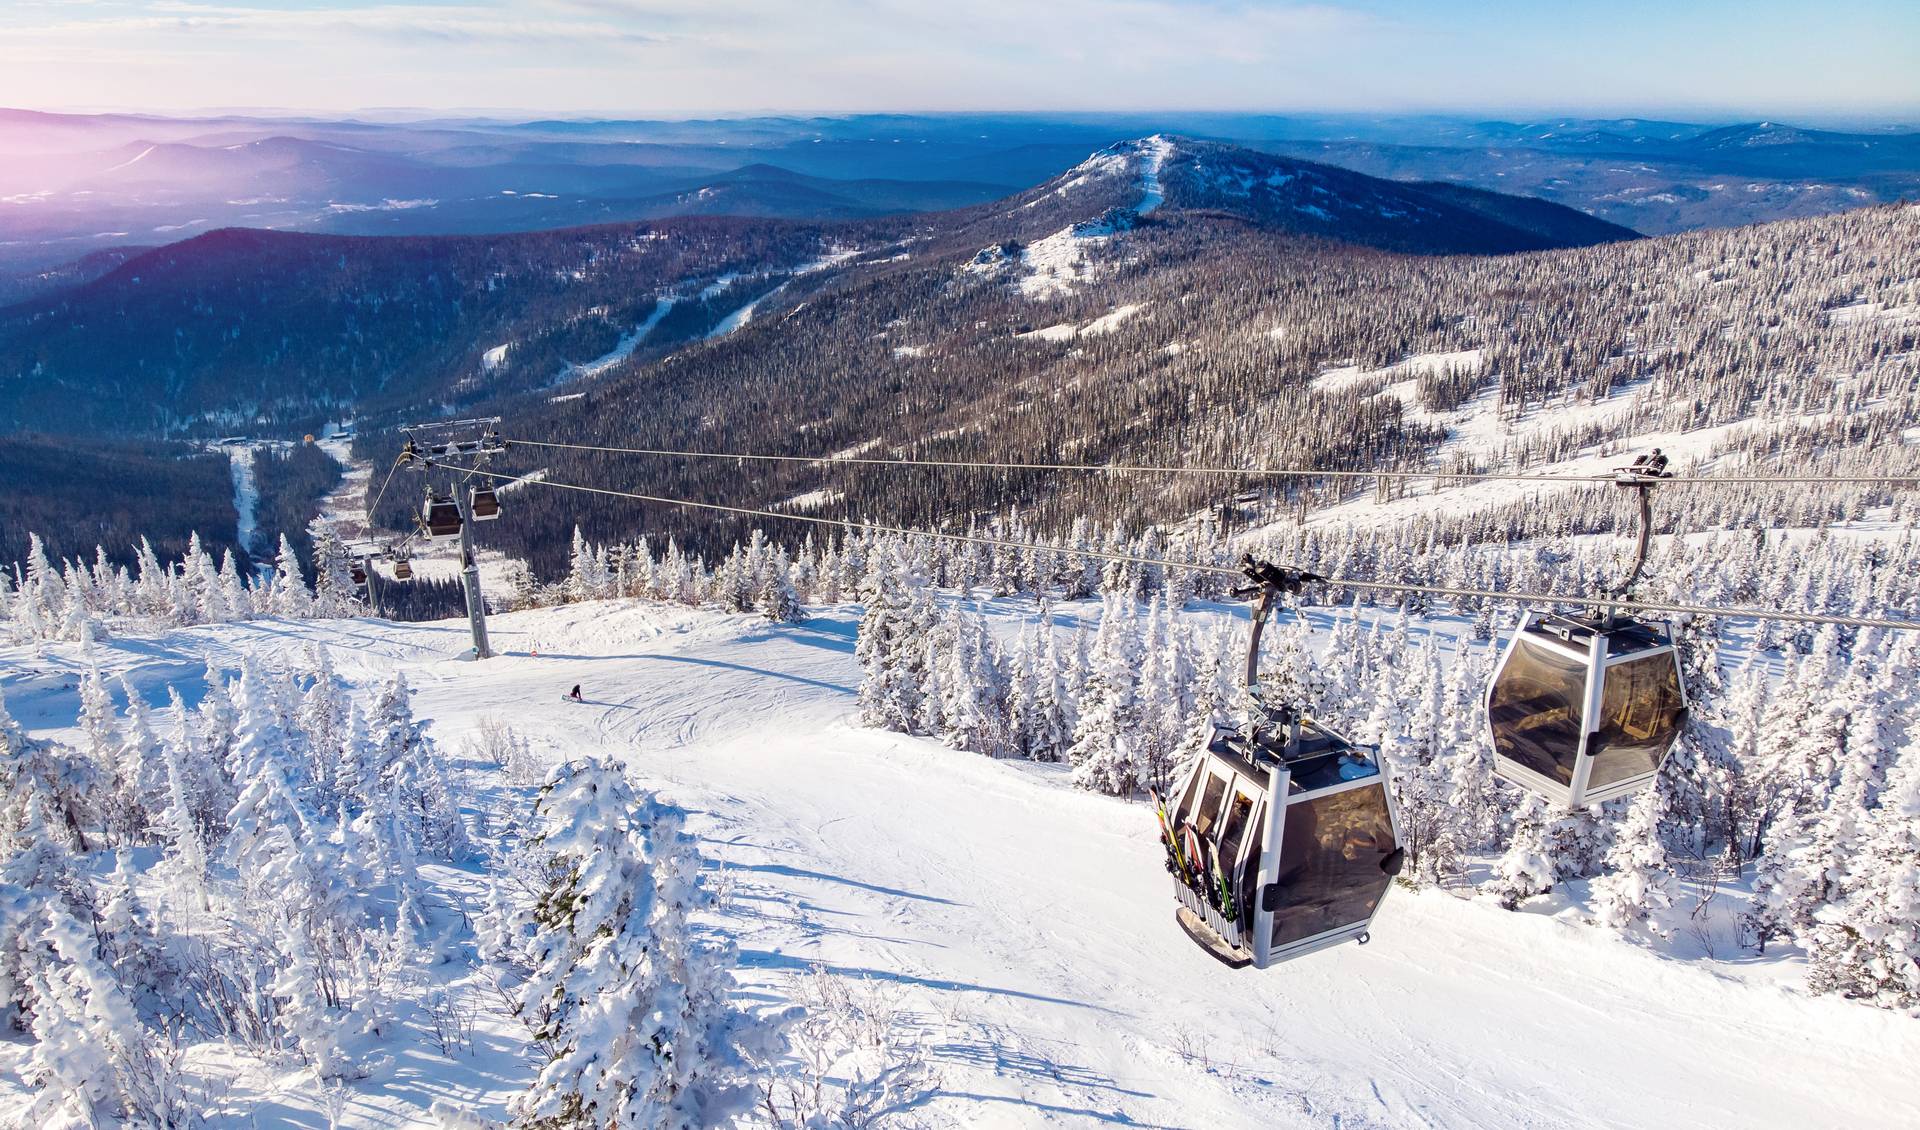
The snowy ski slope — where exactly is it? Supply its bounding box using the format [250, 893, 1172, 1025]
[3, 600, 1917, 1128]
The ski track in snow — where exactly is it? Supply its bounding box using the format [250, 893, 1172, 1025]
[215, 440, 289, 573]
[1137, 134, 1173, 214]
[4, 599, 1917, 1128]
[556, 295, 679, 384]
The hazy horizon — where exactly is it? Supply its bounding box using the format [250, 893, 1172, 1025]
[7, 105, 1918, 133]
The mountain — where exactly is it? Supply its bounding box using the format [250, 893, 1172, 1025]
[0, 244, 152, 306]
[0, 137, 1629, 440]
[465, 143, 1915, 575]
[0, 217, 859, 436]
[5, 109, 1913, 285]
[1124, 137, 1635, 252]
[1259, 120, 1920, 233]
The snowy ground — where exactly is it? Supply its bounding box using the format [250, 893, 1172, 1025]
[3, 599, 1917, 1128]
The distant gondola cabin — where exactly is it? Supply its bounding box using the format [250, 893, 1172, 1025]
[422, 494, 462, 540]
[1487, 612, 1688, 808]
[470, 486, 500, 520]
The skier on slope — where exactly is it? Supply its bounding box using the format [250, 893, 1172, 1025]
[567, 684, 583, 702]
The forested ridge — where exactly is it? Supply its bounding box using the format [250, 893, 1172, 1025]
[427, 171, 1918, 576]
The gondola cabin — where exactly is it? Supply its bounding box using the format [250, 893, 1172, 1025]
[1487, 612, 1688, 808]
[470, 486, 501, 520]
[1164, 717, 1402, 969]
[422, 494, 463, 540]
[349, 561, 368, 587]
[392, 556, 413, 580]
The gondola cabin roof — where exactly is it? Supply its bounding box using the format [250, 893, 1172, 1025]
[1520, 613, 1671, 662]
[1210, 719, 1379, 796]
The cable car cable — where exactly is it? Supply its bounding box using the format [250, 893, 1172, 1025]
[499, 437, 1920, 488]
[426, 460, 1920, 633]
[365, 454, 406, 531]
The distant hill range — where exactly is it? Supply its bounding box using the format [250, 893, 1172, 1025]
[0, 109, 1914, 288]
[0, 136, 1633, 438]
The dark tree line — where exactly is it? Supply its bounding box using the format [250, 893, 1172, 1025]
[0, 434, 240, 569]
[248, 442, 343, 577]
[0, 217, 888, 438]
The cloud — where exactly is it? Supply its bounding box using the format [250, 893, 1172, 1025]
[5, 2, 670, 49]
[0, 0, 1913, 115]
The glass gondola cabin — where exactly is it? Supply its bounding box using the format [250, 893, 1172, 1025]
[1165, 718, 1402, 969]
[1487, 612, 1688, 808]
[422, 494, 463, 540]
[470, 486, 500, 520]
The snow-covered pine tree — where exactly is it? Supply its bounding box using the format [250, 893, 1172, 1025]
[934, 604, 1009, 756]
[512, 758, 759, 1127]
[1804, 739, 1920, 1009]
[0, 691, 96, 855]
[1485, 793, 1557, 909]
[310, 521, 362, 616]
[270, 916, 368, 1080]
[270, 533, 315, 617]
[114, 676, 167, 840]
[1169, 625, 1243, 794]
[1590, 782, 1675, 934]
[854, 546, 934, 734]
[758, 546, 803, 623]
[1069, 596, 1144, 796]
[21, 906, 168, 1126]
[155, 706, 212, 915]
[1004, 620, 1040, 759]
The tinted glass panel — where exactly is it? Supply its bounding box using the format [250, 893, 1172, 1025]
[1269, 783, 1397, 949]
[1588, 653, 1687, 789]
[1239, 805, 1265, 926]
[1219, 792, 1255, 868]
[1489, 637, 1588, 786]
[1194, 774, 1228, 837]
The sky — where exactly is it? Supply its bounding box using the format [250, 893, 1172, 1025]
[1, 0, 1916, 119]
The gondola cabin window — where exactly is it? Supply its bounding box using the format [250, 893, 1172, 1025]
[1218, 792, 1255, 866]
[1588, 653, 1686, 790]
[1195, 773, 1229, 838]
[1488, 636, 1588, 786]
[1270, 781, 1397, 950]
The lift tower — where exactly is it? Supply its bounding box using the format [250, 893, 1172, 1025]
[397, 418, 507, 660]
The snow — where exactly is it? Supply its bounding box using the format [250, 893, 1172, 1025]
[324, 198, 438, 213]
[705, 294, 761, 339]
[4, 600, 1917, 1127]
[779, 488, 845, 510]
[827, 438, 884, 460]
[1082, 302, 1147, 335]
[1017, 304, 1147, 342]
[214, 441, 265, 560]
[1136, 134, 1173, 214]
[1830, 300, 1920, 327]
[1017, 321, 1080, 342]
[1017, 223, 1117, 300]
[698, 250, 857, 342]
[1311, 349, 1485, 394]
[892, 344, 928, 358]
[556, 295, 676, 382]
[98, 146, 155, 174]
[480, 343, 510, 372]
